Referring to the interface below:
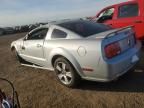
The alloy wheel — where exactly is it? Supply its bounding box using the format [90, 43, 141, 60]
[55, 62, 72, 85]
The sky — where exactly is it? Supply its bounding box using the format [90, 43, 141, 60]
[0, 0, 127, 27]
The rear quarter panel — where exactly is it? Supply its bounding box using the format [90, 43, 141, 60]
[43, 39, 103, 78]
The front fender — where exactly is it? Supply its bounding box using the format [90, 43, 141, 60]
[48, 47, 84, 77]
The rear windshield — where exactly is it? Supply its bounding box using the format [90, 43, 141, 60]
[58, 20, 111, 37]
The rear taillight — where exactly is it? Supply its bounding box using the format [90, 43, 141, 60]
[105, 42, 121, 59]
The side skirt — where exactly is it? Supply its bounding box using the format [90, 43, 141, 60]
[17, 54, 54, 71]
[21, 63, 54, 71]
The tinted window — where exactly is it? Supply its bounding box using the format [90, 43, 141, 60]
[58, 20, 111, 37]
[27, 28, 48, 40]
[51, 29, 67, 38]
[118, 4, 138, 18]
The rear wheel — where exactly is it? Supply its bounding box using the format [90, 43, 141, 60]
[54, 57, 80, 88]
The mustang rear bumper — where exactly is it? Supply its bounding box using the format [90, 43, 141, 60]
[82, 41, 141, 82]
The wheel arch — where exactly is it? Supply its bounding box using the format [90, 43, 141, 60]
[49, 48, 84, 77]
[11, 42, 18, 52]
[11, 46, 16, 51]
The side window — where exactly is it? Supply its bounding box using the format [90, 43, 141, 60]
[97, 8, 114, 23]
[51, 29, 67, 39]
[98, 8, 114, 18]
[118, 4, 139, 18]
[27, 28, 48, 40]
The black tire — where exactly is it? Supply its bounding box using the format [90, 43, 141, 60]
[54, 57, 81, 88]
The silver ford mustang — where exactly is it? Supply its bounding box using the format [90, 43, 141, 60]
[11, 19, 141, 87]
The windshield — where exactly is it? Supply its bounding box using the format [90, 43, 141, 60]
[58, 20, 112, 37]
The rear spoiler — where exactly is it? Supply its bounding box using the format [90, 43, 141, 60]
[105, 26, 134, 39]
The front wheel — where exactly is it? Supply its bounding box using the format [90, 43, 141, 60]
[54, 57, 81, 88]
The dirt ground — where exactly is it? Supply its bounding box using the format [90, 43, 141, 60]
[0, 33, 144, 108]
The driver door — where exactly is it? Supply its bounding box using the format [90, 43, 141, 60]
[20, 28, 48, 66]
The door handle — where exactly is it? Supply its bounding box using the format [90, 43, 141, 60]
[134, 20, 142, 23]
[37, 44, 42, 48]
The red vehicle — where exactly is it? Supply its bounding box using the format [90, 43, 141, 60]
[90, 0, 144, 40]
